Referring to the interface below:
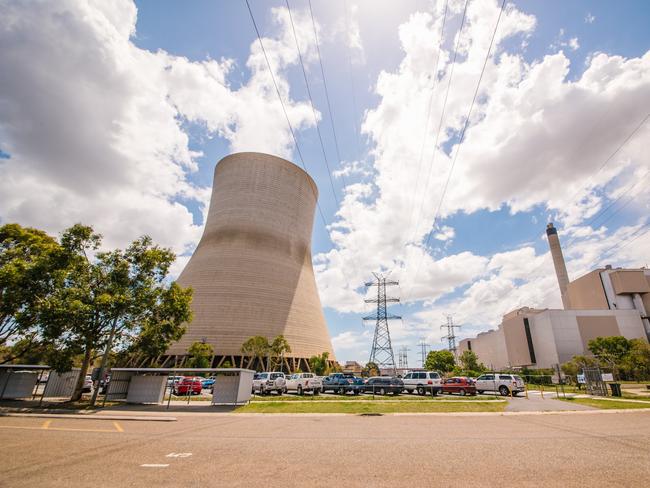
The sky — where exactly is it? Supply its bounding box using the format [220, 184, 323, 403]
[1, 0, 649, 366]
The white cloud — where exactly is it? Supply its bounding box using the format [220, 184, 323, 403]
[0, 0, 316, 260]
[585, 13, 596, 24]
[315, 0, 650, 333]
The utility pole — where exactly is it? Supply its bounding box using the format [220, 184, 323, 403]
[440, 315, 461, 357]
[417, 338, 429, 367]
[363, 272, 400, 375]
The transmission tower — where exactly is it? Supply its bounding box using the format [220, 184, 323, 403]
[363, 272, 400, 374]
[440, 315, 461, 357]
[398, 346, 410, 369]
[417, 338, 429, 367]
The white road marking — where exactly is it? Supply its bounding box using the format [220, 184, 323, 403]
[166, 452, 193, 458]
[140, 464, 169, 468]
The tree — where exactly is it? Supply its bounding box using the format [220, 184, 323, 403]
[588, 336, 632, 380]
[270, 335, 291, 371]
[308, 352, 330, 376]
[424, 350, 456, 373]
[458, 350, 485, 373]
[187, 341, 213, 369]
[241, 336, 270, 371]
[0, 224, 66, 363]
[621, 339, 650, 381]
[561, 355, 598, 377]
[363, 361, 380, 377]
[39, 224, 192, 401]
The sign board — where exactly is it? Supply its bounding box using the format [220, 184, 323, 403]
[601, 373, 614, 382]
[577, 374, 585, 384]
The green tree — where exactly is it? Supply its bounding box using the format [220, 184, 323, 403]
[588, 336, 632, 380]
[241, 336, 270, 371]
[561, 355, 598, 377]
[621, 339, 650, 381]
[458, 350, 485, 373]
[0, 224, 66, 363]
[424, 350, 456, 373]
[187, 341, 213, 369]
[363, 361, 380, 377]
[39, 224, 192, 401]
[270, 335, 291, 371]
[308, 351, 330, 376]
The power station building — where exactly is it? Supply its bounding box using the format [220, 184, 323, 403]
[458, 224, 650, 369]
[163, 152, 335, 371]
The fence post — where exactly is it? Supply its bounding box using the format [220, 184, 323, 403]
[540, 384, 544, 399]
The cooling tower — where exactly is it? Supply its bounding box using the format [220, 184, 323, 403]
[546, 223, 570, 309]
[166, 152, 335, 371]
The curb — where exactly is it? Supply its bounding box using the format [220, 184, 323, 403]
[0, 412, 176, 422]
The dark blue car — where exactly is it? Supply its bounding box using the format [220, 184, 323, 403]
[322, 373, 364, 395]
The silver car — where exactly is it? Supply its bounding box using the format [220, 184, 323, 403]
[475, 374, 525, 396]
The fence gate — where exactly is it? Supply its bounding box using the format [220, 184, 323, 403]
[583, 367, 608, 396]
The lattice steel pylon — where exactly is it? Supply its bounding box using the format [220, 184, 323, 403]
[363, 273, 400, 374]
[398, 346, 410, 369]
[440, 315, 461, 357]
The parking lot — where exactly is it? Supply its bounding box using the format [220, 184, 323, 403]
[1, 410, 649, 487]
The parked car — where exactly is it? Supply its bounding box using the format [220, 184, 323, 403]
[82, 375, 93, 393]
[252, 372, 286, 395]
[363, 376, 404, 395]
[173, 377, 203, 396]
[441, 377, 477, 396]
[322, 373, 364, 394]
[475, 373, 525, 396]
[167, 375, 184, 387]
[201, 377, 216, 390]
[285, 373, 322, 395]
[402, 371, 442, 396]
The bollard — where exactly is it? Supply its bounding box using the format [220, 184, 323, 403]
[524, 383, 529, 400]
[540, 384, 544, 399]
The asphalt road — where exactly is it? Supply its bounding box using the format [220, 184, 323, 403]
[1, 411, 649, 487]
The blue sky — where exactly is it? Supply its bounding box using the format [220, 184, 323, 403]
[1, 0, 649, 365]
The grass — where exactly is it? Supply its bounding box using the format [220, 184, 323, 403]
[236, 400, 507, 414]
[249, 393, 498, 402]
[560, 398, 650, 410]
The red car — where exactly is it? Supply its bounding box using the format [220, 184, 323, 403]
[173, 377, 203, 396]
[442, 377, 477, 396]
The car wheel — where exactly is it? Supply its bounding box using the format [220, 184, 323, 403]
[459, 389, 466, 396]
[353, 390, 360, 395]
[431, 389, 438, 397]
[277, 389, 282, 396]
[314, 389, 320, 396]
[407, 389, 412, 394]
[417, 386, 425, 396]
[477, 390, 484, 394]
[380, 388, 386, 395]
[499, 386, 509, 396]
[512, 392, 518, 397]
[297, 385, 303, 396]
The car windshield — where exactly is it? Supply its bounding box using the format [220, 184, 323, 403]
[270, 373, 282, 379]
[514, 376, 523, 382]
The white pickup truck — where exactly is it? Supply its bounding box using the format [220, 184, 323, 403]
[285, 373, 322, 395]
[252, 372, 286, 395]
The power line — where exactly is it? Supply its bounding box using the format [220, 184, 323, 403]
[404, 0, 506, 301]
[405, 0, 469, 253]
[344, 0, 363, 162]
[307, 0, 349, 190]
[285, 0, 340, 205]
[244, 0, 328, 228]
[403, 0, 449, 254]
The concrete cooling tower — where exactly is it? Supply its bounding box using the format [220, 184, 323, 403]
[165, 152, 335, 371]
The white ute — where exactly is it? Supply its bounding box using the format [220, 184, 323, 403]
[252, 372, 286, 395]
[285, 373, 322, 395]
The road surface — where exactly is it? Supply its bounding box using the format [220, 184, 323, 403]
[1, 411, 649, 487]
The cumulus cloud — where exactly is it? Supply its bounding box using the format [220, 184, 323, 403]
[0, 0, 316, 256]
[315, 0, 650, 334]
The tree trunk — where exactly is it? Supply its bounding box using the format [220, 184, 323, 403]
[71, 346, 93, 402]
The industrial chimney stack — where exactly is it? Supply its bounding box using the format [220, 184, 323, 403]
[546, 223, 570, 309]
